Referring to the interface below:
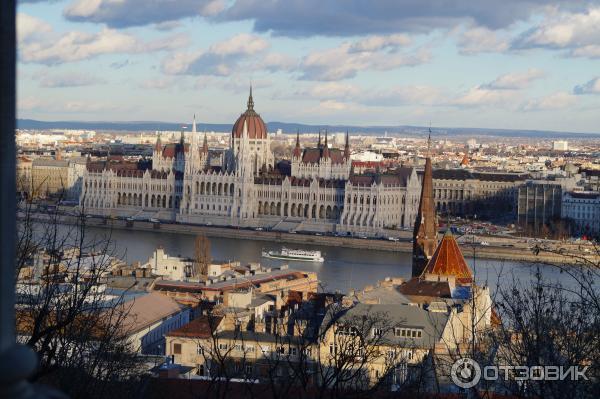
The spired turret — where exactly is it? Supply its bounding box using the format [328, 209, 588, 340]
[412, 130, 438, 277]
[293, 130, 302, 158]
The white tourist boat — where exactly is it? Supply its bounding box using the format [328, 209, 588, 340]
[262, 248, 324, 262]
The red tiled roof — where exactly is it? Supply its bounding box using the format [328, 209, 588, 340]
[162, 143, 189, 158]
[420, 231, 473, 284]
[232, 112, 268, 139]
[398, 278, 452, 299]
[166, 315, 222, 339]
[301, 148, 345, 164]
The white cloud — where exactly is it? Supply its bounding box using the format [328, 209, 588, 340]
[300, 37, 430, 81]
[319, 100, 351, 111]
[360, 86, 444, 107]
[457, 26, 509, 55]
[306, 82, 361, 99]
[139, 77, 176, 90]
[64, 0, 224, 28]
[521, 91, 577, 111]
[17, 13, 52, 43]
[17, 96, 121, 114]
[481, 69, 545, 90]
[573, 77, 600, 95]
[512, 7, 600, 58]
[39, 72, 106, 88]
[18, 13, 189, 64]
[570, 44, 600, 58]
[348, 34, 411, 53]
[258, 52, 297, 72]
[162, 33, 269, 76]
[452, 86, 518, 107]
[209, 33, 269, 56]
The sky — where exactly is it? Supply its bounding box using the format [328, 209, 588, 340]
[16, 0, 600, 133]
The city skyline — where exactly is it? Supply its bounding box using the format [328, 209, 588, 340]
[17, 1, 600, 133]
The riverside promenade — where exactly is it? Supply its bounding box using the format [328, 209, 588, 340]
[24, 212, 597, 265]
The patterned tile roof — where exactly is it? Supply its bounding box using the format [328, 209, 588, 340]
[420, 230, 473, 284]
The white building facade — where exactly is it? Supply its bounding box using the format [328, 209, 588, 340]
[561, 191, 600, 237]
[80, 90, 421, 235]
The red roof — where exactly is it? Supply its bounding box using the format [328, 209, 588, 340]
[162, 143, 189, 158]
[421, 231, 473, 284]
[301, 147, 345, 164]
[167, 315, 222, 338]
[232, 89, 267, 139]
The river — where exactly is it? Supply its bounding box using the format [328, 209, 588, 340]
[71, 225, 577, 295]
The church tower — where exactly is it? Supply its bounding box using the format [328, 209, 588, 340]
[412, 129, 438, 277]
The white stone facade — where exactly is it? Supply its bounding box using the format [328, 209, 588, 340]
[561, 191, 600, 236]
[80, 96, 420, 236]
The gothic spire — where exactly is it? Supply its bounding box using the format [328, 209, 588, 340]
[344, 130, 350, 159]
[247, 84, 254, 111]
[318, 130, 322, 147]
[155, 132, 162, 152]
[412, 128, 438, 278]
[202, 132, 208, 154]
[293, 130, 302, 158]
[427, 124, 432, 157]
[322, 130, 330, 159]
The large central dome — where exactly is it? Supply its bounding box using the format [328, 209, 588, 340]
[232, 87, 268, 139]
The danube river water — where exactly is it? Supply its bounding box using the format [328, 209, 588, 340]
[78, 226, 574, 295]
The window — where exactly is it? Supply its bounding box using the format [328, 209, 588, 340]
[395, 328, 423, 338]
[173, 343, 181, 354]
[245, 345, 255, 353]
[289, 347, 298, 356]
[218, 343, 228, 350]
[245, 364, 253, 375]
[234, 344, 243, 352]
[372, 327, 383, 337]
[197, 344, 204, 355]
[276, 346, 285, 355]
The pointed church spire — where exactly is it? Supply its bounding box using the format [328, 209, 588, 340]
[322, 130, 330, 159]
[318, 130, 322, 147]
[247, 84, 254, 111]
[427, 124, 432, 157]
[202, 132, 208, 154]
[293, 130, 301, 158]
[412, 129, 438, 278]
[155, 132, 162, 152]
[344, 130, 351, 159]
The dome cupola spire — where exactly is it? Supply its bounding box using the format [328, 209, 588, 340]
[247, 84, 254, 111]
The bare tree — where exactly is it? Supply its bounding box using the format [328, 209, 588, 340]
[194, 234, 211, 277]
[491, 268, 599, 399]
[15, 196, 144, 398]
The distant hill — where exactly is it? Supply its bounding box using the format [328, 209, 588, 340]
[16, 119, 600, 139]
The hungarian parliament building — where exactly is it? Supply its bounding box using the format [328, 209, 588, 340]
[81, 90, 421, 235]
